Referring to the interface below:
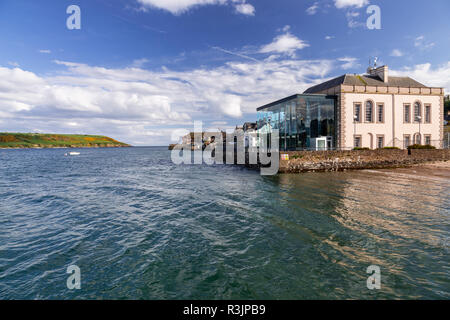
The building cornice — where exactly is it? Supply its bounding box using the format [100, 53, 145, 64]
[317, 85, 445, 96]
[340, 85, 444, 96]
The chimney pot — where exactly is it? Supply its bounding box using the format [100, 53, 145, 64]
[368, 65, 389, 83]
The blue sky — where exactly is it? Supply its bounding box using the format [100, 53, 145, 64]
[0, 0, 449, 145]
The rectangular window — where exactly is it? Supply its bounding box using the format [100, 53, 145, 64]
[414, 102, 422, 123]
[377, 135, 384, 149]
[404, 135, 411, 149]
[377, 104, 384, 123]
[404, 104, 411, 123]
[425, 105, 431, 123]
[354, 103, 361, 123]
[425, 135, 431, 146]
[365, 101, 373, 123]
[354, 135, 362, 148]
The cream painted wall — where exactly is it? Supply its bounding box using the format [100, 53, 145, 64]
[343, 93, 442, 149]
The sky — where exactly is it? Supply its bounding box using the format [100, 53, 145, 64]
[0, 0, 449, 146]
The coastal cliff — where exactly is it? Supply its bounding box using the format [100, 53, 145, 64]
[0, 133, 130, 149]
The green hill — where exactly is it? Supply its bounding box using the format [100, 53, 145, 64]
[0, 133, 130, 149]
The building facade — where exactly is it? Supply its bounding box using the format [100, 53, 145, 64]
[257, 94, 335, 150]
[258, 65, 445, 151]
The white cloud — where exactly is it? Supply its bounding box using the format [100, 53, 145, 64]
[346, 11, 359, 17]
[260, 28, 309, 57]
[39, 49, 52, 54]
[325, 36, 335, 40]
[338, 57, 359, 70]
[280, 25, 290, 32]
[132, 58, 149, 68]
[391, 62, 450, 93]
[414, 36, 424, 47]
[137, 0, 254, 15]
[414, 35, 435, 50]
[137, 0, 222, 14]
[0, 55, 340, 145]
[235, 3, 255, 15]
[306, 2, 319, 15]
[211, 121, 228, 126]
[345, 10, 365, 28]
[8, 62, 20, 67]
[334, 0, 369, 9]
[390, 49, 403, 57]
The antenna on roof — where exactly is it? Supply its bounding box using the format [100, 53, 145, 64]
[367, 57, 380, 74]
[367, 58, 373, 74]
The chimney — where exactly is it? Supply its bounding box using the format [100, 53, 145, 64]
[368, 65, 389, 83]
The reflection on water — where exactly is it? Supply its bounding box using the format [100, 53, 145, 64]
[0, 147, 448, 299]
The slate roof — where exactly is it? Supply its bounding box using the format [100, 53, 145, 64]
[304, 74, 427, 94]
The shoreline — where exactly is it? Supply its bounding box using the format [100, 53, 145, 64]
[275, 158, 450, 174]
[276, 149, 450, 174]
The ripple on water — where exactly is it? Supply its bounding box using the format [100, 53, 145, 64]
[0, 147, 449, 299]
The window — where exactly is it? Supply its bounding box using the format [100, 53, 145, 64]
[404, 104, 411, 123]
[377, 104, 384, 123]
[425, 105, 431, 123]
[377, 135, 384, 149]
[354, 135, 362, 148]
[404, 135, 411, 149]
[354, 103, 362, 123]
[414, 101, 422, 123]
[425, 135, 431, 146]
[365, 101, 373, 123]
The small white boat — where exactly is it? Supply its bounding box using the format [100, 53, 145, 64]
[65, 152, 81, 156]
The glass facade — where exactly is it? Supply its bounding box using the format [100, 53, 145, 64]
[257, 94, 336, 151]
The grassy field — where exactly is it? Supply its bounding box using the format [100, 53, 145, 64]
[0, 133, 130, 148]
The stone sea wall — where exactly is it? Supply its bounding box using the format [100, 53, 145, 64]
[279, 149, 450, 173]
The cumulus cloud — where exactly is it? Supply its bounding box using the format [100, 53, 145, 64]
[334, 0, 369, 9]
[13, 56, 449, 147]
[137, 0, 255, 15]
[0, 55, 340, 145]
[391, 62, 450, 93]
[306, 2, 319, 15]
[260, 27, 309, 57]
[234, 1, 255, 15]
[338, 57, 359, 70]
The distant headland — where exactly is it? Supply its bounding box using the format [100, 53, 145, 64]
[0, 133, 130, 149]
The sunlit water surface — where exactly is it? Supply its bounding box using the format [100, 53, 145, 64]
[0, 147, 448, 299]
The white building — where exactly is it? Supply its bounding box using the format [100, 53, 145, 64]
[304, 65, 445, 149]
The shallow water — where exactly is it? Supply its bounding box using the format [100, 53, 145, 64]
[0, 147, 448, 299]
